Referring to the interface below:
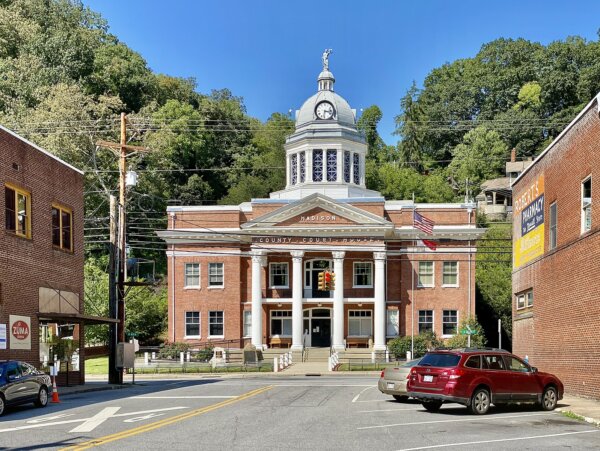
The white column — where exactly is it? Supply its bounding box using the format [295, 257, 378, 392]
[306, 149, 313, 183]
[291, 250, 305, 350]
[336, 149, 343, 182]
[251, 252, 266, 349]
[332, 251, 345, 351]
[373, 252, 387, 350]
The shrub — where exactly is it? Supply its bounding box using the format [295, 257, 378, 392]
[388, 331, 442, 359]
[444, 316, 487, 349]
[194, 346, 214, 362]
[157, 342, 190, 359]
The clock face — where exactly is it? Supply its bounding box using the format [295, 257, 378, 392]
[315, 101, 335, 120]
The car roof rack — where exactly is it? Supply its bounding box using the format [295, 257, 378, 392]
[431, 347, 510, 353]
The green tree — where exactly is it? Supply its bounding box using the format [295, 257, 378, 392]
[444, 316, 487, 348]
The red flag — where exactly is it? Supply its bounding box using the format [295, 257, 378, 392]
[422, 239, 437, 251]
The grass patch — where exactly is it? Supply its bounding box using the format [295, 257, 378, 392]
[85, 356, 108, 375]
[561, 411, 586, 422]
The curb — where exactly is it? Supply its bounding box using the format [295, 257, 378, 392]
[557, 408, 600, 428]
[60, 384, 132, 397]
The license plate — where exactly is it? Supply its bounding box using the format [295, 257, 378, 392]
[423, 375, 433, 382]
[386, 382, 395, 389]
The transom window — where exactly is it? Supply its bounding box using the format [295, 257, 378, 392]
[418, 310, 433, 333]
[353, 153, 360, 184]
[5, 184, 31, 238]
[313, 149, 323, 182]
[291, 153, 297, 185]
[185, 311, 200, 337]
[442, 310, 458, 335]
[184, 263, 200, 287]
[326, 149, 337, 182]
[209, 311, 224, 336]
[582, 177, 592, 233]
[353, 262, 373, 287]
[270, 262, 289, 288]
[271, 310, 292, 336]
[299, 151, 306, 183]
[208, 263, 224, 287]
[442, 262, 458, 286]
[52, 205, 72, 251]
[343, 150, 351, 183]
[348, 310, 372, 336]
[418, 261, 434, 287]
[516, 289, 533, 309]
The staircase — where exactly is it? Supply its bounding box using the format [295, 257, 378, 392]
[303, 347, 332, 363]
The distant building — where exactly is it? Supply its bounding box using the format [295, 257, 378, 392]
[512, 93, 600, 400]
[0, 125, 112, 384]
[158, 56, 485, 352]
[476, 149, 533, 221]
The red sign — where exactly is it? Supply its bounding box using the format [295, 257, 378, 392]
[11, 320, 29, 340]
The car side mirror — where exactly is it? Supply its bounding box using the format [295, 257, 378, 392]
[531, 367, 538, 373]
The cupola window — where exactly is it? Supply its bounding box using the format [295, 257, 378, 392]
[291, 154, 297, 185]
[344, 151, 351, 183]
[313, 149, 323, 182]
[299, 151, 306, 183]
[326, 149, 337, 182]
[353, 153, 360, 184]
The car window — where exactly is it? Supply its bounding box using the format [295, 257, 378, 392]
[484, 355, 506, 370]
[464, 355, 481, 369]
[504, 356, 530, 372]
[19, 362, 36, 376]
[6, 363, 20, 379]
[419, 353, 461, 368]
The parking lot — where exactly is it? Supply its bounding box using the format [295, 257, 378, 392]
[0, 376, 598, 450]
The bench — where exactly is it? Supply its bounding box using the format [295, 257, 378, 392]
[346, 337, 370, 348]
[270, 337, 292, 348]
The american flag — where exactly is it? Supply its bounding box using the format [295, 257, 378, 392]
[414, 211, 434, 235]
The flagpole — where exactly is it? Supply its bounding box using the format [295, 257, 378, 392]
[411, 193, 415, 360]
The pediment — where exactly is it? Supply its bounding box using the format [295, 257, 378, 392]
[242, 193, 391, 230]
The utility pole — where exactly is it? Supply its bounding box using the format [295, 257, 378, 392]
[108, 195, 118, 384]
[97, 113, 148, 384]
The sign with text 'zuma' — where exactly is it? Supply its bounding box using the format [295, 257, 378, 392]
[513, 174, 545, 269]
[9, 315, 31, 350]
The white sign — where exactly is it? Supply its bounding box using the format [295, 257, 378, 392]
[9, 315, 31, 350]
[0, 324, 6, 350]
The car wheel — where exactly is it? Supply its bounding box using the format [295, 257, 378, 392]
[422, 400, 443, 412]
[541, 386, 558, 411]
[0, 395, 5, 416]
[470, 388, 491, 415]
[393, 395, 409, 402]
[35, 386, 49, 408]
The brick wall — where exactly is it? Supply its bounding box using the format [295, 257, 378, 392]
[513, 99, 600, 399]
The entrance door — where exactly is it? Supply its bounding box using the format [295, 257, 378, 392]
[311, 318, 331, 347]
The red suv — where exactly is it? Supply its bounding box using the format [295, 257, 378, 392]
[406, 348, 564, 415]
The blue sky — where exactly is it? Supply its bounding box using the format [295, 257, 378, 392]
[84, 0, 600, 144]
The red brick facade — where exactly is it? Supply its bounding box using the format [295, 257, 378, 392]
[0, 126, 85, 383]
[512, 96, 600, 399]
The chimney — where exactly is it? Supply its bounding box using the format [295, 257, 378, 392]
[510, 148, 516, 162]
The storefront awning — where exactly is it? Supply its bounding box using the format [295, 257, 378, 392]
[37, 312, 118, 325]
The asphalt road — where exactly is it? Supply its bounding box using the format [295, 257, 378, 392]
[0, 375, 598, 450]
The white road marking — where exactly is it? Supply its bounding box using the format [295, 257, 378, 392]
[352, 385, 376, 403]
[27, 414, 74, 424]
[357, 412, 557, 430]
[69, 407, 121, 433]
[0, 407, 187, 433]
[395, 429, 600, 450]
[358, 408, 420, 413]
[124, 413, 166, 423]
[133, 396, 236, 399]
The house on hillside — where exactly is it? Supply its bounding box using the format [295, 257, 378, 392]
[512, 93, 600, 400]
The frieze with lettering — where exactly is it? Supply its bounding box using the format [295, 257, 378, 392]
[252, 236, 383, 245]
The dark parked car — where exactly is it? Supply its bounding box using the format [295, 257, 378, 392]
[0, 360, 51, 415]
[406, 348, 564, 415]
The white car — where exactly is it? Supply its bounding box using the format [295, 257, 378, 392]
[378, 359, 422, 401]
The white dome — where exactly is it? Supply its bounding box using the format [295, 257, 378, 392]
[295, 90, 356, 127]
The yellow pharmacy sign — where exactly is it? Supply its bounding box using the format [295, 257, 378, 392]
[513, 174, 545, 269]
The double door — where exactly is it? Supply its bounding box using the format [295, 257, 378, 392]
[303, 308, 331, 348]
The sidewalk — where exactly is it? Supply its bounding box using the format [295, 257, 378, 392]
[60, 373, 600, 427]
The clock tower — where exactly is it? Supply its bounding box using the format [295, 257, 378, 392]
[270, 51, 381, 200]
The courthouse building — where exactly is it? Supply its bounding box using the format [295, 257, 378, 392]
[158, 57, 484, 350]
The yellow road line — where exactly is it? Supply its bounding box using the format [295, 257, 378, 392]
[60, 385, 273, 450]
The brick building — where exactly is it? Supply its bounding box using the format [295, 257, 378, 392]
[0, 125, 108, 384]
[512, 93, 600, 399]
[158, 58, 485, 351]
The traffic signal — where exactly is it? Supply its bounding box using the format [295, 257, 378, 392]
[330, 272, 336, 290]
[324, 270, 332, 290]
[318, 271, 326, 290]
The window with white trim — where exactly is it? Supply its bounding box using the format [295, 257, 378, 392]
[208, 262, 224, 287]
[348, 310, 372, 336]
[442, 261, 458, 286]
[271, 310, 292, 336]
[291, 154, 297, 185]
[185, 311, 200, 337]
[326, 149, 337, 182]
[418, 261, 434, 287]
[343, 150, 351, 183]
[299, 151, 306, 183]
[209, 311, 224, 336]
[353, 262, 373, 287]
[442, 310, 458, 335]
[549, 202, 557, 249]
[269, 263, 289, 288]
[516, 289, 533, 310]
[353, 153, 360, 184]
[184, 263, 200, 287]
[386, 310, 399, 337]
[313, 149, 323, 182]
[418, 310, 433, 333]
[243, 311, 252, 337]
[582, 177, 592, 233]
